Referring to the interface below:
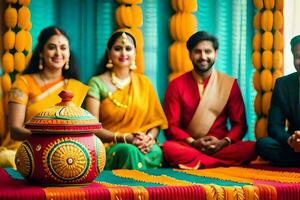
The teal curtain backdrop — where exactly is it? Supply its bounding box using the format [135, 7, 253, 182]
[28, 0, 255, 140]
[195, 0, 255, 140]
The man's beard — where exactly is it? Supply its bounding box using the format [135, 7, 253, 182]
[193, 60, 215, 74]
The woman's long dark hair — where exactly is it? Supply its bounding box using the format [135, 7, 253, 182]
[23, 26, 79, 80]
[95, 31, 136, 75]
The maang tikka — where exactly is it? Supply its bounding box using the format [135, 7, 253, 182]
[121, 32, 128, 45]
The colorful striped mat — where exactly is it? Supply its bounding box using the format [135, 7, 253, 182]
[1, 165, 300, 200]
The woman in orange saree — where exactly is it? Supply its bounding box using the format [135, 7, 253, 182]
[0, 26, 88, 168]
[86, 29, 167, 170]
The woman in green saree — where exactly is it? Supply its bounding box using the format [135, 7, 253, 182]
[86, 29, 167, 170]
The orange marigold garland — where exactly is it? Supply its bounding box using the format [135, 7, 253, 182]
[115, 0, 144, 73]
[252, 0, 284, 139]
[168, 0, 198, 81]
[1, 0, 32, 136]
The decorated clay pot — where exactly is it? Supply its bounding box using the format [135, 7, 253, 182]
[15, 90, 105, 185]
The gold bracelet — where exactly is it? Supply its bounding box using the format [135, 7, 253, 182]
[185, 137, 195, 146]
[148, 133, 154, 140]
[224, 137, 231, 145]
[113, 132, 119, 143]
[147, 133, 158, 144]
[123, 133, 129, 144]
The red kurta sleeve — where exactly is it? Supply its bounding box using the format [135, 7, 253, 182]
[164, 79, 192, 141]
[225, 80, 248, 142]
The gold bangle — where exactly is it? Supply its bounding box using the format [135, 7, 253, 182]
[113, 132, 119, 143]
[123, 133, 128, 144]
[185, 137, 195, 146]
[148, 133, 154, 140]
[147, 133, 158, 144]
[224, 137, 231, 145]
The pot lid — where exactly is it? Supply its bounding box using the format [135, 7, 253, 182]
[25, 90, 102, 133]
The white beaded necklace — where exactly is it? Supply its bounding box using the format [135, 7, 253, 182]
[111, 71, 131, 90]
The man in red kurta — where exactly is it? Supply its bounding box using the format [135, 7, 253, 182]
[163, 31, 256, 169]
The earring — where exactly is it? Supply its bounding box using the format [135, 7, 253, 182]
[64, 60, 69, 70]
[106, 59, 113, 69]
[39, 57, 43, 70]
[129, 60, 137, 70]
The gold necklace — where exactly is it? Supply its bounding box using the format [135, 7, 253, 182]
[111, 71, 131, 89]
[38, 73, 51, 97]
[38, 73, 50, 89]
[107, 92, 128, 109]
[38, 73, 65, 94]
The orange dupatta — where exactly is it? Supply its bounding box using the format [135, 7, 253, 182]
[99, 73, 167, 134]
[26, 78, 88, 121]
[2, 75, 88, 150]
[186, 70, 234, 139]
